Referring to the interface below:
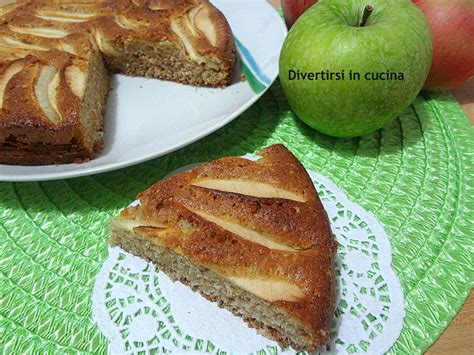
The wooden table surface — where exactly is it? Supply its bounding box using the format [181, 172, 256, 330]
[0, 0, 472, 353]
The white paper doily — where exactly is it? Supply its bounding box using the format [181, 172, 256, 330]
[92, 169, 405, 354]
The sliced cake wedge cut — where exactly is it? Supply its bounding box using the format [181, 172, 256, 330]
[110, 144, 336, 351]
[0, 0, 236, 165]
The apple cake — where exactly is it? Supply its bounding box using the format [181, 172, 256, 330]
[0, 0, 236, 165]
[110, 145, 337, 350]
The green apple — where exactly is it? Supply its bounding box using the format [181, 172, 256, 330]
[279, 0, 433, 138]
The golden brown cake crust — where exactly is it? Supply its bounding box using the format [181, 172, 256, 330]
[0, 0, 235, 75]
[112, 145, 337, 349]
[0, 0, 236, 165]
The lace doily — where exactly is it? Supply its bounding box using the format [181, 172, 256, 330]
[92, 169, 405, 354]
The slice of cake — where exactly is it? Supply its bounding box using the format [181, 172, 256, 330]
[0, 0, 236, 165]
[110, 145, 336, 350]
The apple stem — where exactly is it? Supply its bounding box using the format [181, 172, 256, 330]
[359, 5, 373, 27]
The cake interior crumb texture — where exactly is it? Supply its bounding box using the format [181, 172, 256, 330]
[110, 227, 323, 351]
[0, 0, 236, 165]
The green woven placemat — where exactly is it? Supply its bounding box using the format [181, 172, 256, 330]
[1, 81, 473, 354]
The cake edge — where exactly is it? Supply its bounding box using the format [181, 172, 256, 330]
[0, 47, 109, 166]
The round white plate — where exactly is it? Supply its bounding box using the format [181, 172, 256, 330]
[0, 0, 286, 181]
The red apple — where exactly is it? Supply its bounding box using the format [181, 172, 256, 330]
[413, 0, 474, 90]
[282, 0, 318, 28]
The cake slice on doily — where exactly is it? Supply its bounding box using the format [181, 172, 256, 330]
[110, 144, 336, 351]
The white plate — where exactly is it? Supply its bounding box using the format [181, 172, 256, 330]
[0, 0, 286, 181]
